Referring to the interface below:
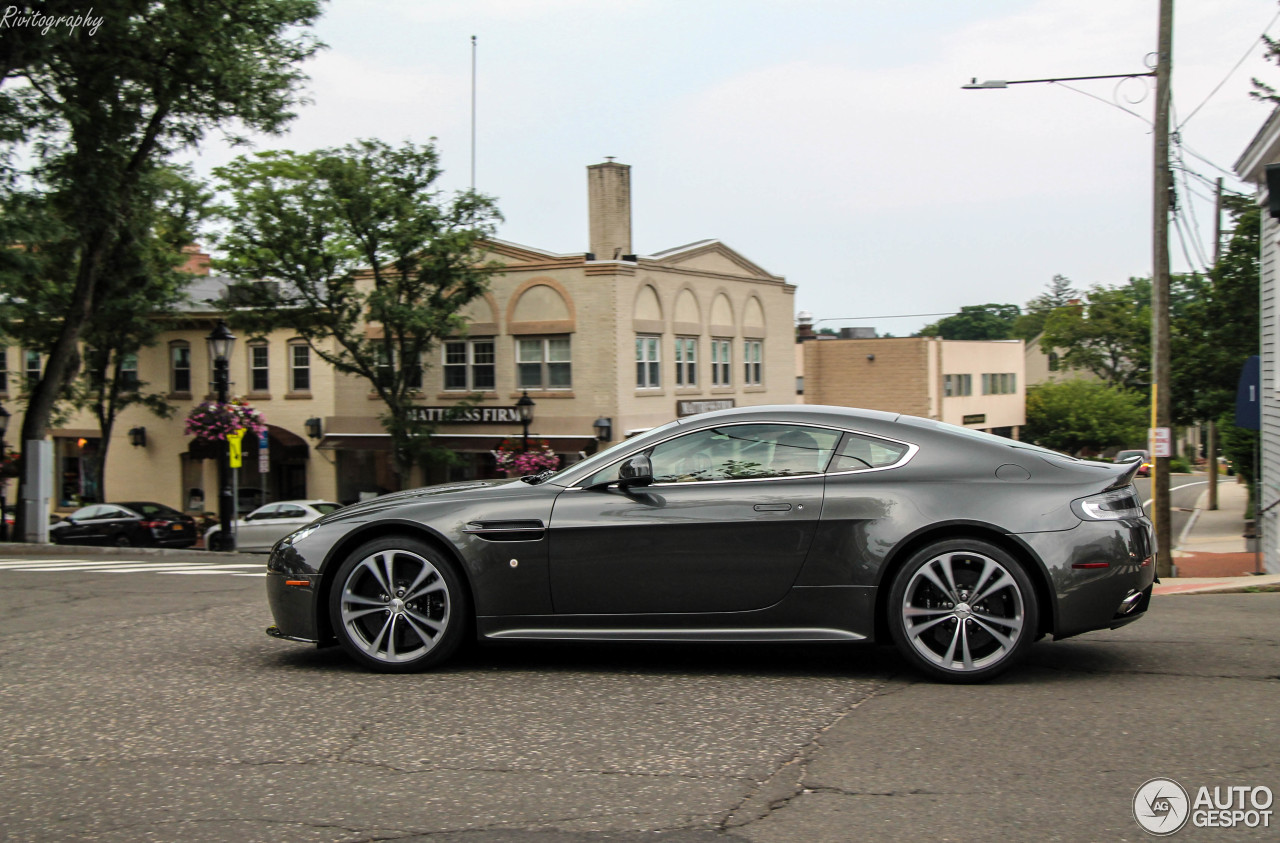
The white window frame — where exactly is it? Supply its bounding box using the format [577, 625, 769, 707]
[249, 343, 269, 393]
[169, 343, 190, 394]
[744, 340, 762, 386]
[517, 336, 572, 390]
[675, 337, 697, 387]
[636, 335, 661, 389]
[289, 343, 311, 392]
[711, 339, 732, 387]
[443, 338, 496, 392]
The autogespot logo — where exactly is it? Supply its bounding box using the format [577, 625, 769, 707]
[1134, 778, 1190, 836]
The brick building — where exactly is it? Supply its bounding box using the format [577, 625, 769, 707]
[3, 161, 798, 517]
[799, 330, 1025, 437]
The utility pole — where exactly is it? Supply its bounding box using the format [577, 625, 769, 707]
[1207, 176, 1223, 512]
[1151, 0, 1174, 578]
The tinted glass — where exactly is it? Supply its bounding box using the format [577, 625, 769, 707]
[829, 432, 910, 472]
[312, 503, 342, 515]
[644, 424, 839, 483]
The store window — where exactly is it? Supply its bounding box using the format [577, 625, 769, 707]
[169, 343, 191, 394]
[744, 340, 762, 386]
[289, 343, 311, 392]
[675, 337, 697, 387]
[711, 339, 732, 387]
[249, 343, 269, 392]
[443, 338, 495, 391]
[636, 335, 660, 389]
[57, 437, 101, 507]
[517, 336, 571, 390]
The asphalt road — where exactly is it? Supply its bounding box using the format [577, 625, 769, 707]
[1, 551, 1276, 842]
[1135, 473, 1211, 543]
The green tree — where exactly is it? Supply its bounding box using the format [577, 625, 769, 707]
[215, 139, 503, 485]
[1013, 274, 1079, 342]
[918, 303, 1020, 340]
[1171, 198, 1260, 426]
[1022, 379, 1149, 454]
[0, 0, 321, 529]
[1039, 278, 1151, 389]
[71, 166, 213, 500]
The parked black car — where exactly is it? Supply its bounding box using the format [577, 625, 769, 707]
[265, 405, 1155, 683]
[51, 501, 198, 548]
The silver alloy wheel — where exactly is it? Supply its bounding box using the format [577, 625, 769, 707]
[900, 550, 1025, 673]
[337, 547, 452, 665]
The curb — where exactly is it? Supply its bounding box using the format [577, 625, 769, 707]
[0, 542, 251, 563]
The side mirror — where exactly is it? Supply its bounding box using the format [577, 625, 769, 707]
[618, 453, 654, 487]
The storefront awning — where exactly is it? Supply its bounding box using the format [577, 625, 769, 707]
[187, 424, 310, 460]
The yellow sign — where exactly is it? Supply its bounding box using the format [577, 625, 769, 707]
[228, 428, 247, 468]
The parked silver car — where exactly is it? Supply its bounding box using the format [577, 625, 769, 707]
[205, 500, 342, 553]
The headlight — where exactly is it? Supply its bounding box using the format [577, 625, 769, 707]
[280, 524, 319, 546]
[1072, 488, 1145, 521]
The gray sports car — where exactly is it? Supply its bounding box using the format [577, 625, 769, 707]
[265, 405, 1155, 682]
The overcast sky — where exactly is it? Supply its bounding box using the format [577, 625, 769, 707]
[186, 0, 1280, 336]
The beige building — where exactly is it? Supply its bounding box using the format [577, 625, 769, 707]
[5, 160, 798, 516]
[800, 332, 1025, 437]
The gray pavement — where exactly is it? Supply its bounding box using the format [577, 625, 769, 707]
[1160, 475, 1279, 595]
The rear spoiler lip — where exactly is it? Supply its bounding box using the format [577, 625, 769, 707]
[1102, 459, 1142, 491]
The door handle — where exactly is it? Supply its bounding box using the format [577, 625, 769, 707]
[753, 504, 792, 512]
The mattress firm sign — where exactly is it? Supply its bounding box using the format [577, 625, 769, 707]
[405, 406, 523, 424]
[676, 399, 735, 418]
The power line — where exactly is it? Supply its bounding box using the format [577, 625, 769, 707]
[1178, 9, 1280, 130]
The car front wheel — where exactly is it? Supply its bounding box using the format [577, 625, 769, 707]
[328, 536, 468, 673]
[888, 539, 1038, 683]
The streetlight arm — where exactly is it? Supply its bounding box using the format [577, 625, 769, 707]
[963, 71, 1155, 89]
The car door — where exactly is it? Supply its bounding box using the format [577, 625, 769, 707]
[236, 504, 280, 551]
[58, 506, 104, 544]
[255, 504, 312, 551]
[548, 422, 837, 615]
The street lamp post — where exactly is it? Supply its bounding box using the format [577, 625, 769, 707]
[0, 404, 9, 543]
[207, 320, 236, 552]
[516, 390, 535, 452]
[963, 0, 1174, 577]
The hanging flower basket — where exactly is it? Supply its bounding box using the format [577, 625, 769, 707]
[0, 447, 19, 479]
[493, 436, 560, 476]
[184, 398, 268, 444]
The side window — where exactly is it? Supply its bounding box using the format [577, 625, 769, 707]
[647, 424, 840, 483]
[251, 505, 280, 520]
[829, 432, 910, 472]
[276, 505, 307, 519]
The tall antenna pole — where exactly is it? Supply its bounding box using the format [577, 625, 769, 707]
[470, 35, 477, 192]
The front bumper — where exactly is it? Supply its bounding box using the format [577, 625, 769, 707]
[1015, 517, 1156, 639]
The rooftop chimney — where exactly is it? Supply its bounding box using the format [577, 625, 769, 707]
[588, 160, 631, 260]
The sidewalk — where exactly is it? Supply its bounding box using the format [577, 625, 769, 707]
[1154, 475, 1277, 595]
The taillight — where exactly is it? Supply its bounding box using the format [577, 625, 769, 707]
[141, 520, 167, 529]
[1072, 488, 1145, 521]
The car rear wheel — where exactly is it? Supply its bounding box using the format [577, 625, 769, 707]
[329, 536, 468, 673]
[888, 539, 1038, 683]
[113, 533, 132, 547]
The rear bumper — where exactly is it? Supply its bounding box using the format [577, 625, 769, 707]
[1014, 518, 1156, 639]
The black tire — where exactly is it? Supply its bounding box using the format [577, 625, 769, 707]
[113, 533, 132, 548]
[328, 535, 468, 673]
[888, 539, 1038, 683]
[206, 531, 225, 552]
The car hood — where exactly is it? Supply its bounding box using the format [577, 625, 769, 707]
[315, 478, 526, 524]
